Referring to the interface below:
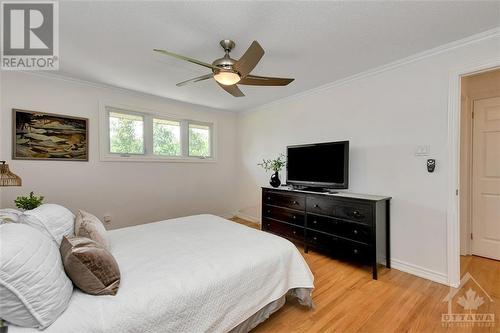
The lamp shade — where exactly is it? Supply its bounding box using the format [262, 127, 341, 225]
[214, 71, 241, 86]
[0, 161, 22, 186]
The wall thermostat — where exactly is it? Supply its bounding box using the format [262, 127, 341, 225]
[427, 159, 436, 173]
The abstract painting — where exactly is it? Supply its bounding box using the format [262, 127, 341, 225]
[13, 109, 88, 161]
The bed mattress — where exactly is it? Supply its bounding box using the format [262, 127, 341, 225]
[8, 214, 314, 333]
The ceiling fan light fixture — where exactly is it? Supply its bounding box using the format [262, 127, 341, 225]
[214, 71, 240, 86]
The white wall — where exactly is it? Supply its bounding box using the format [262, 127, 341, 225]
[1, 31, 498, 286]
[0, 72, 239, 229]
[235, 33, 500, 283]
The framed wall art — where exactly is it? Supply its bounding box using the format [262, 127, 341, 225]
[13, 109, 89, 161]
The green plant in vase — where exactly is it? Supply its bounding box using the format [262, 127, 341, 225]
[258, 153, 285, 187]
[14, 192, 44, 211]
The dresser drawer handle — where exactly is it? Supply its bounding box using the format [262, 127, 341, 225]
[352, 210, 361, 217]
[353, 249, 359, 254]
[353, 229, 358, 235]
[293, 231, 297, 235]
[292, 200, 299, 205]
[267, 210, 271, 213]
[267, 196, 271, 200]
[312, 220, 317, 224]
[292, 215, 296, 219]
[314, 204, 319, 208]
[313, 237, 317, 241]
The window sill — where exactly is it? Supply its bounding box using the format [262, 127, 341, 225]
[99, 154, 216, 163]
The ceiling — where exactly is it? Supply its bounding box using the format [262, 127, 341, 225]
[56, 1, 500, 111]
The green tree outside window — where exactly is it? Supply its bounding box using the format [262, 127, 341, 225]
[153, 119, 181, 156]
[189, 124, 210, 157]
[109, 112, 144, 154]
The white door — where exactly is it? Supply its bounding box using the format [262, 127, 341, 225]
[472, 97, 500, 260]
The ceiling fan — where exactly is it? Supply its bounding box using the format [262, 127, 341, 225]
[153, 40, 294, 97]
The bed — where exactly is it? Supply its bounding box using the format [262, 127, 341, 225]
[9, 214, 314, 333]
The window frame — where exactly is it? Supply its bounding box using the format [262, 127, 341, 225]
[99, 103, 216, 163]
[152, 117, 183, 157]
[187, 120, 213, 159]
[108, 109, 146, 156]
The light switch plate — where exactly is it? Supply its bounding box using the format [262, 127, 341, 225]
[415, 145, 430, 156]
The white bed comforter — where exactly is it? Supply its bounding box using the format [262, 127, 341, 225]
[10, 214, 314, 333]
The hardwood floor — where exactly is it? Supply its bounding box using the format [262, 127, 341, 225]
[230, 217, 500, 333]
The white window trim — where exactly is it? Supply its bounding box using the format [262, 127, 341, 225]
[99, 102, 217, 163]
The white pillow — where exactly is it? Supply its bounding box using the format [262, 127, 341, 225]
[20, 204, 75, 245]
[0, 223, 73, 329]
[0, 209, 23, 224]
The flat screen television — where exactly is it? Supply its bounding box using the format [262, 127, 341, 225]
[286, 141, 349, 189]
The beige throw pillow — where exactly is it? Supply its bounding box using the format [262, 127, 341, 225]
[75, 209, 109, 249]
[60, 236, 120, 296]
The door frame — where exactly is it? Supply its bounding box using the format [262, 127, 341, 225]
[447, 59, 500, 287]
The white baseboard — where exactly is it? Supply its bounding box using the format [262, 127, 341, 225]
[389, 258, 449, 286]
[220, 211, 261, 225]
[219, 212, 237, 220]
[233, 211, 261, 224]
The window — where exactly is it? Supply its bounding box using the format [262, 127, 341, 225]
[153, 118, 181, 156]
[188, 123, 211, 158]
[101, 105, 214, 162]
[109, 112, 144, 154]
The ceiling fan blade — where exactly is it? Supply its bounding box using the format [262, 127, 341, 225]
[239, 75, 294, 86]
[153, 49, 219, 70]
[217, 82, 245, 97]
[234, 41, 264, 78]
[176, 73, 214, 87]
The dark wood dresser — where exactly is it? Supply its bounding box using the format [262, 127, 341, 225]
[261, 186, 391, 279]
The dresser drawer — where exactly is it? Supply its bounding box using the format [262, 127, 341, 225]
[262, 219, 304, 240]
[336, 239, 371, 263]
[307, 214, 371, 244]
[306, 230, 371, 263]
[335, 204, 372, 224]
[307, 195, 372, 224]
[306, 230, 340, 249]
[306, 195, 336, 215]
[263, 205, 305, 226]
[263, 190, 305, 211]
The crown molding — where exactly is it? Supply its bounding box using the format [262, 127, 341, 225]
[9, 71, 235, 115]
[7, 26, 500, 115]
[241, 26, 500, 115]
